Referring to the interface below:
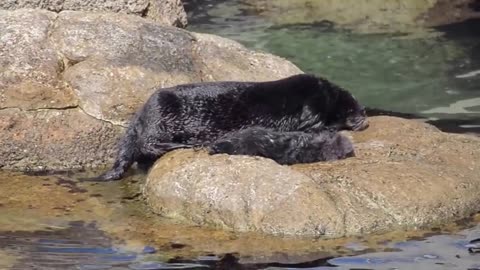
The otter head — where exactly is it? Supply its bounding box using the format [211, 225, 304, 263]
[329, 88, 369, 131]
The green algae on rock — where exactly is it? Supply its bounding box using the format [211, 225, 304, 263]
[242, 0, 480, 33]
[143, 116, 480, 237]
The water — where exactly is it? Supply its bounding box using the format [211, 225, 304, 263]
[185, 0, 480, 134]
[0, 171, 479, 270]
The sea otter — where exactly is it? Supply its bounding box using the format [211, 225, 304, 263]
[208, 127, 355, 164]
[89, 74, 368, 181]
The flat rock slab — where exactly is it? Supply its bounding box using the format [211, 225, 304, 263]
[144, 116, 480, 238]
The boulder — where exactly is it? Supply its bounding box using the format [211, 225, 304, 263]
[243, 0, 480, 33]
[0, 108, 122, 171]
[53, 12, 301, 125]
[144, 151, 345, 237]
[52, 11, 201, 125]
[0, 0, 188, 27]
[0, 10, 76, 110]
[0, 9, 302, 171]
[143, 116, 480, 237]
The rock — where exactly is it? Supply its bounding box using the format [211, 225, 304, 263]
[52, 11, 201, 125]
[422, 0, 480, 28]
[53, 12, 301, 125]
[144, 150, 345, 237]
[144, 116, 480, 237]
[192, 33, 302, 82]
[147, 0, 188, 28]
[0, 0, 187, 27]
[0, 108, 122, 171]
[242, 0, 480, 33]
[0, 9, 302, 170]
[0, 10, 77, 110]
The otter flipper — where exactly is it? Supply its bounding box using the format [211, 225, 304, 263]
[81, 119, 139, 182]
[81, 142, 195, 182]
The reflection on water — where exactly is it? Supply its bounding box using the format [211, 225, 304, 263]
[327, 230, 480, 270]
[0, 171, 479, 270]
[1, 221, 479, 269]
[0, 221, 208, 270]
[185, 0, 480, 134]
[422, 97, 480, 114]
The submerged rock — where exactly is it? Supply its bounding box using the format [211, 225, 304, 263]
[0, 9, 301, 171]
[144, 116, 480, 237]
[242, 0, 480, 33]
[0, 0, 188, 27]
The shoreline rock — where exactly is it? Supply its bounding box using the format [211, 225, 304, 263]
[0, 9, 302, 171]
[242, 0, 480, 34]
[143, 116, 480, 238]
[0, 0, 188, 27]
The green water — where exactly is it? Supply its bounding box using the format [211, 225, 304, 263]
[186, 0, 480, 132]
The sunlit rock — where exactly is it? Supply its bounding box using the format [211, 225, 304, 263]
[144, 116, 480, 237]
[0, 0, 188, 27]
[0, 9, 301, 171]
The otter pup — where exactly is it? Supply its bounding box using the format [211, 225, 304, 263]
[208, 127, 354, 165]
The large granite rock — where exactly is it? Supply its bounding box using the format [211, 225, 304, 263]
[243, 0, 480, 33]
[0, 9, 302, 171]
[0, 10, 76, 110]
[143, 116, 480, 238]
[0, 0, 188, 27]
[0, 108, 122, 171]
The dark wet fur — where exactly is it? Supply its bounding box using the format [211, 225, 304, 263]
[208, 127, 355, 165]
[467, 238, 480, 253]
[89, 74, 368, 181]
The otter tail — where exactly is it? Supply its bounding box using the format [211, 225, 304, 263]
[82, 124, 138, 182]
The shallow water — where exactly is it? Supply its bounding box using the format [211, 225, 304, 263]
[185, 0, 480, 134]
[0, 171, 479, 270]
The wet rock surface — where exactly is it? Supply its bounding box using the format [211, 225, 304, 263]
[0, 9, 301, 171]
[0, 171, 404, 264]
[0, 0, 188, 27]
[144, 116, 480, 237]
